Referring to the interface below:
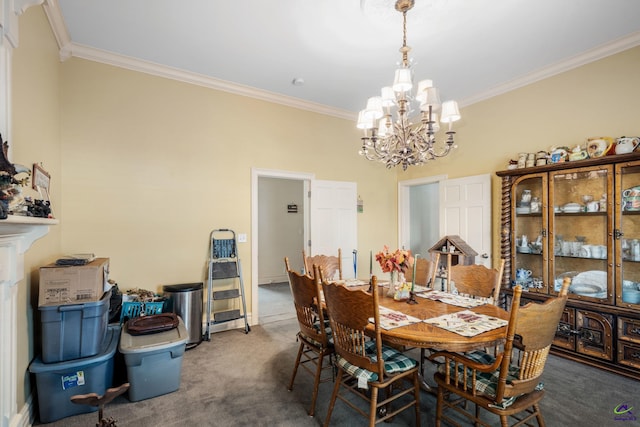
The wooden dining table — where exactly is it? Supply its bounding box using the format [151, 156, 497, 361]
[373, 289, 509, 353]
[330, 280, 510, 353]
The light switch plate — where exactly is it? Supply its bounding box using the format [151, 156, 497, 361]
[238, 233, 247, 243]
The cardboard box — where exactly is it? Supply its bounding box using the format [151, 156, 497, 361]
[39, 258, 110, 307]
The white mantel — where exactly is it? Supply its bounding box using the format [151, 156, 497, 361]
[0, 216, 56, 427]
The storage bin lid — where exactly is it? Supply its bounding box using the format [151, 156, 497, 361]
[119, 316, 188, 354]
[162, 282, 203, 292]
[29, 324, 120, 373]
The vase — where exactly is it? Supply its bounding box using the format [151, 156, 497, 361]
[387, 270, 398, 297]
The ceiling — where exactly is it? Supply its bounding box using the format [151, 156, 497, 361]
[52, 0, 640, 120]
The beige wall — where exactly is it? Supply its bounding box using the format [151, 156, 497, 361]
[11, 7, 62, 409]
[57, 58, 397, 300]
[9, 3, 640, 419]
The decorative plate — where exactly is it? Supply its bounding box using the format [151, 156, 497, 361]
[586, 137, 613, 158]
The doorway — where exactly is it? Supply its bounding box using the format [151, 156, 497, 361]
[399, 175, 447, 255]
[252, 169, 313, 324]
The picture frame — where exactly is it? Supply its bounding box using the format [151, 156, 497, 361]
[32, 163, 50, 193]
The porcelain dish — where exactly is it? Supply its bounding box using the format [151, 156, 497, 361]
[562, 202, 582, 213]
[586, 138, 612, 158]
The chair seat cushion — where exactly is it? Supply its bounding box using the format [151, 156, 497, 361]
[299, 319, 333, 348]
[439, 350, 523, 401]
[336, 340, 417, 388]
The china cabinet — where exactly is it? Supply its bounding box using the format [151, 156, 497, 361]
[497, 152, 640, 380]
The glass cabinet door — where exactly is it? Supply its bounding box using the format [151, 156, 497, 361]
[512, 174, 547, 293]
[616, 160, 640, 308]
[549, 165, 613, 303]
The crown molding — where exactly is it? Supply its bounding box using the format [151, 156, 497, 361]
[70, 43, 356, 120]
[460, 31, 640, 107]
[42, 2, 640, 117]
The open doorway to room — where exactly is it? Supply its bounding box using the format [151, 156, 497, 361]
[257, 176, 306, 323]
[399, 175, 447, 257]
[253, 170, 312, 324]
[399, 174, 493, 269]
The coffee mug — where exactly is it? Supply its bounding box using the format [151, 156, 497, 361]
[516, 268, 532, 280]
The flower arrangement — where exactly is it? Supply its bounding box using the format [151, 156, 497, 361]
[375, 246, 413, 273]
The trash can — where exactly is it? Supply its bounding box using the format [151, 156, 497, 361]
[162, 283, 203, 349]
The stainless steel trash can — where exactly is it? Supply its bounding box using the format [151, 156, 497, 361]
[162, 282, 203, 349]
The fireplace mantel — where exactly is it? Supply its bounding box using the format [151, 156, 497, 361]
[0, 215, 56, 427]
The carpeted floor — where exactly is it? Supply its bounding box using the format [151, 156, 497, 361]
[33, 313, 640, 426]
[31, 281, 640, 426]
[258, 282, 295, 324]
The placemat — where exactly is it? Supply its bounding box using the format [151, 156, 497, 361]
[423, 310, 507, 337]
[370, 306, 422, 330]
[415, 290, 488, 308]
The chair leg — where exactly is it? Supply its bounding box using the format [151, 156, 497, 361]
[413, 372, 422, 427]
[369, 386, 379, 427]
[435, 386, 444, 427]
[534, 404, 546, 427]
[323, 366, 343, 427]
[288, 341, 304, 391]
[308, 350, 325, 417]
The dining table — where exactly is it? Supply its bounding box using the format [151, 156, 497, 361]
[332, 279, 510, 353]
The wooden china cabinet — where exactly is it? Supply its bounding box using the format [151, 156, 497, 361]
[497, 152, 640, 380]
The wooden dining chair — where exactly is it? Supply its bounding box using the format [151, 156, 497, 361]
[421, 259, 506, 376]
[427, 277, 571, 427]
[448, 259, 506, 305]
[321, 276, 421, 427]
[404, 257, 435, 287]
[303, 248, 342, 281]
[285, 258, 334, 417]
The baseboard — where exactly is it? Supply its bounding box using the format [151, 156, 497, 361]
[11, 395, 34, 427]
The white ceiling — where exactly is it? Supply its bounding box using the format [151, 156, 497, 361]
[53, 0, 640, 119]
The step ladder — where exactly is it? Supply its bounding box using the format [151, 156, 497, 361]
[205, 229, 250, 340]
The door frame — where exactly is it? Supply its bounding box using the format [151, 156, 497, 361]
[398, 175, 448, 250]
[251, 168, 314, 325]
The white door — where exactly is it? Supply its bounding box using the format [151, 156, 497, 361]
[439, 174, 492, 267]
[309, 180, 357, 278]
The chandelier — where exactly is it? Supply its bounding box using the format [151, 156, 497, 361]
[357, 0, 461, 170]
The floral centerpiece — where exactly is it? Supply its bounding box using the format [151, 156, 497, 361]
[375, 245, 413, 274]
[375, 246, 413, 297]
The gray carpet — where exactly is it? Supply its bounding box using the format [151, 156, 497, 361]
[33, 315, 640, 426]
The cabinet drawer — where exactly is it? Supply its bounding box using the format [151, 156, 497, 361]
[618, 316, 640, 344]
[576, 309, 614, 361]
[617, 340, 640, 370]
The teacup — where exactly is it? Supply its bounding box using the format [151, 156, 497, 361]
[623, 196, 640, 211]
[623, 186, 640, 198]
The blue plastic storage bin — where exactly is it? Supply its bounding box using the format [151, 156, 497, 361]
[119, 317, 188, 401]
[39, 289, 111, 363]
[29, 325, 120, 423]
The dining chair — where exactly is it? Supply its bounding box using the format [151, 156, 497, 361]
[448, 259, 506, 305]
[427, 277, 571, 427]
[285, 258, 334, 417]
[421, 259, 506, 376]
[404, 257, 435, 287]
[303, 248, 342, 281]
[321, 276, 421, 427]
